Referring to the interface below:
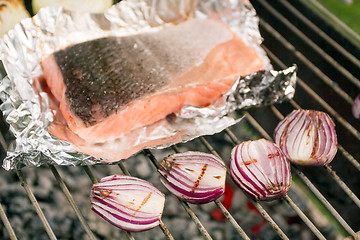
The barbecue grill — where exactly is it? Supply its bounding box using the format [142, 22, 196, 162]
[0, 0, 359, 239]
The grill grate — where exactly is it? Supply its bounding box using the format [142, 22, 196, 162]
[0, 0, 360, 239]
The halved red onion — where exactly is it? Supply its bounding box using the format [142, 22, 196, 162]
[274, 109, 338, 166]
[90, 175, 165, 232]
[230, 139, 291, 201]
[353, 94, 360, 119]
[158, 151, 226, 204]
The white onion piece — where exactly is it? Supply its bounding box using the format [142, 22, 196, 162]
[32, 0, 113, 14]
[230, 139, 291, 201]
[352, 94, 360, 119]
[274, 109, 338, 166]
[90, 175, 165, 232]
[158, 151, 226, 204]
[0, 0, 30, 37]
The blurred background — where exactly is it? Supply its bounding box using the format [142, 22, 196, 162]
[0, 0, 359, 239]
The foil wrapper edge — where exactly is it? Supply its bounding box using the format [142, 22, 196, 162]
[0, 0, 296, 170]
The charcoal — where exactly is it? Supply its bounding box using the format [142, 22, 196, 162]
[0, 138, 340, 240]
[8, 196, 31, 214]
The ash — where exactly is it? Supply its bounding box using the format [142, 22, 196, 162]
[0, 122, 339, 240]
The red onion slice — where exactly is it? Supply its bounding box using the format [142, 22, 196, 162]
[353, 94, 360, 119]
[158, 151, 226, 204]
[230, 139, 291, 201]
[90, 175, 165, 232]
[274, 109, 338, 166]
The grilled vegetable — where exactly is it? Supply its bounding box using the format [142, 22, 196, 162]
[274, 109, 338, 166]
[230, 139, 291, 201]
[158, 151, 226, 204]
[0, 0, 30, 37]
[32, 0, 113, 14]
[90, 175, 165, 232]
[352, 94, 360, 119]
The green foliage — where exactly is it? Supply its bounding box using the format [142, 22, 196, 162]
[302, 0, 360, 45]
[315, 0, 360, 34]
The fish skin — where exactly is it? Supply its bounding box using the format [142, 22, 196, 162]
[54, 36, 169, 126]
[40, 18, 264, 161]
[47, 19, 234, 127]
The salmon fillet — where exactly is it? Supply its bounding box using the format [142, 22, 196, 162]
[40, 18, 263, 161]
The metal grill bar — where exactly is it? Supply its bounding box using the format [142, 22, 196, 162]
[249, 94, 360, 236]
[257, 0, 360, 90]
[250, 201, 289, 239]
[90, 161, 175, 239]
[0, 1, 359, 239]
[267, 98, 360, 236]
[213, 199, 251, 240]
[173, 137, 310, 239]
[292, 166, 358, 238]
[306, 0, 360, 44]
[118, 162, 131, 176]
[172, 139, 250, 239]
[268, 103, 360, 209]
[259, 21, 360, 140]
[264, 46, 360, 176]
[278, 0, 360, 70]
[16, 170, 57, 240]
[346, 231, 360, 240]
[282, 195, 326, 240]
[0, 133, 17, 240]
[199, 137, 221, 159]
[82, 165, 98, 184]
[337, 145, 360, 172]
[179, 201, 213, 240]
[204, 133, 345, 240]
[124, 230, 136, 240]
[260, 19, 354, 105]
[285, 0, 359, 67]
[175, 139, 252, 239]
[225, 126, 329, 239]
[0, 203, 17, 240]
[117, 162, 175, 240]
[224, 122, 329, 239]
[143, 149, 213, 240]
[255, 44, 360, 233]
[82, 165, 136, 240]
[0, 131, 7, 152]
[269, 105, 359, 236]
[263, 41, 360, 136]
[323, 165, 360, 209]
[289, 75, 360, 141]
[199, 136, 289, 240]
[241, 109, 359, 238]
[48, 165, 97, 240]
[263, 46, 360, 171]
[158, 217, 173, 238]
[263, 42, 360, 162]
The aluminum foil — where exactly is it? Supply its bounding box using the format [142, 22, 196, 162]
[0, 0, 296, 170]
